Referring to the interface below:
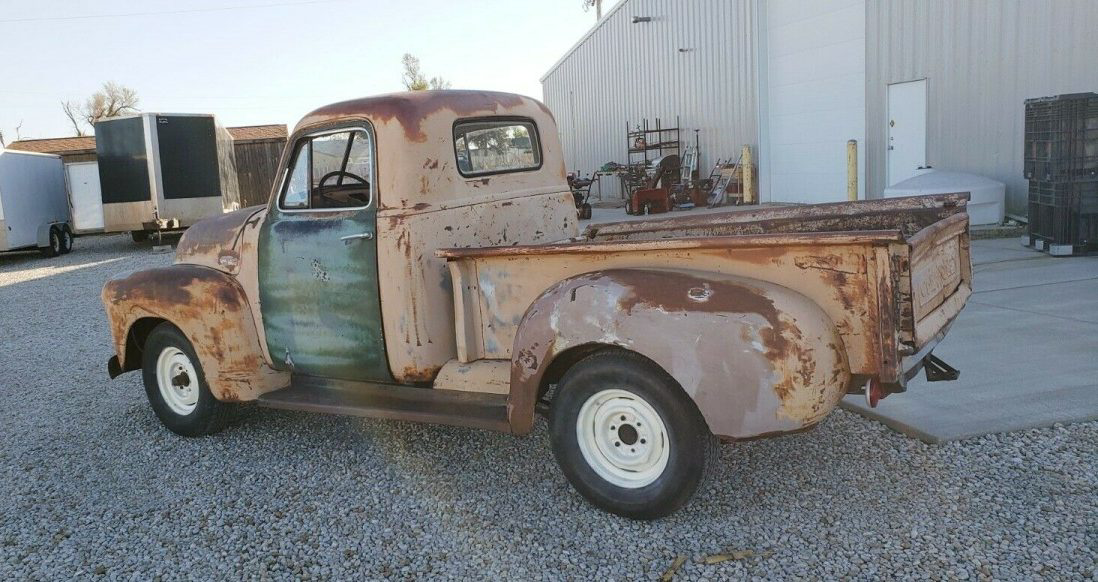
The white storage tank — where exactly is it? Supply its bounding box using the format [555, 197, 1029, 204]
[883, 169, 1006, 225]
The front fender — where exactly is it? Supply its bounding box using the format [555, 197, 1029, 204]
[509, 269, 849, 439]
[102, 265, 288, 401]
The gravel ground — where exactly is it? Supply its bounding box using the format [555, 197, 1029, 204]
[1, 234, 1095, 580]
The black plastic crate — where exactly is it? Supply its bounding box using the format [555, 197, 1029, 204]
[1027, 180, 1098, 253]
[1024, 93, 1098, 182]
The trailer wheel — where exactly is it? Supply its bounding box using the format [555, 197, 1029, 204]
[39, 227, 61, 258]
[141, 322, 230, 437]
[549, 349, 716, 520]
[58, 226, 74, 254]
[131, 230, 149, 243]
[580, 203, 593, 220]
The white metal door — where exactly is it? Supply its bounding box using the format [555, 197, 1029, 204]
[887, 79, 927, 186]
[65, 162, 104, 232]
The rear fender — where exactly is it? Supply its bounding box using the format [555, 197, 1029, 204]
[508, 269, 850, 439]
[102, 265, 288, 401]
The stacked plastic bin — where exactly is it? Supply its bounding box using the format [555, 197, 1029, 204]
[1023, 93, 1098, 256]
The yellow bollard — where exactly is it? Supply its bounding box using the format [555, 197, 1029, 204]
[847, 139, 858, 201]
[742, 145, 755, 204]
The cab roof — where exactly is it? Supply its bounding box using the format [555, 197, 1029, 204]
[289, 90, 566, 213]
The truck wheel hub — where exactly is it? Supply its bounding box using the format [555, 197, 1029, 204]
[156, 347, 199, 416]
[576, 389, 670, 489]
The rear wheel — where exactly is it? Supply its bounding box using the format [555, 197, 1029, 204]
[131, 230, 149, 243]
[39, 227, 61, 258]
[141, 323, 229, 437]
[549, 350, 716, 520]
[58, 226, 74, 254]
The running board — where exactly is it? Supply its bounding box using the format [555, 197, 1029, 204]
[257, 376, 512, 433]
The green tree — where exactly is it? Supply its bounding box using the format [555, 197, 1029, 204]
[401, 53, 451, 91]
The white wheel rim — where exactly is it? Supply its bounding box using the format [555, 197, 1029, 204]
[156, 347, 199, 416]
[576, 389, 670, 489]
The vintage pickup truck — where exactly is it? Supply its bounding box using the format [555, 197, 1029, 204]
[102, 90, 971, 519]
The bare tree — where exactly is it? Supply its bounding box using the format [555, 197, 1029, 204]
[61, 82, 140, 135]
[401, 53, 451, 91]
[61, 100, 86, 136]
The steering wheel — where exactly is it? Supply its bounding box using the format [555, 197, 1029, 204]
[317, 170, 368, 189]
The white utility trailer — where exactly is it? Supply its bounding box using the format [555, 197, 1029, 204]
[0, 149, 74, 257]
[95, 113, 240, 242]
[64, 161, 105, 234]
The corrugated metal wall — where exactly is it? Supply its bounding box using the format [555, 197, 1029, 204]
[541, 0, 758, 200]
[866, 0, 1098, 215]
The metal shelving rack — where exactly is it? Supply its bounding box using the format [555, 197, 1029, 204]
[626, 117, 681, 166]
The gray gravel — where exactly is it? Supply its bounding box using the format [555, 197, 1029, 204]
[1, 234, 1095, 580]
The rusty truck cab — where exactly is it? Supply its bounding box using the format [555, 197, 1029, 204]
[108, 90, 578, 402]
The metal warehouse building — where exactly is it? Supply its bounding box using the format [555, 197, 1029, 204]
[542, 0, 1098, 215]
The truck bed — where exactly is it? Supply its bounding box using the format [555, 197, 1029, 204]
[438, 193, 971, 389]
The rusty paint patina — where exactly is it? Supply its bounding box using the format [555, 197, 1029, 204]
[503, 269, 849, 438]
[258, 203, 391, 383]
[102, 265, 288, 401]
[101, 90, 969, 442]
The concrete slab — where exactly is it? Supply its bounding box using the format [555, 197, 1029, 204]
[842, 238, 1098, 442]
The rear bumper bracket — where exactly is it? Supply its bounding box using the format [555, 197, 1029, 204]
[924, 354, 960, 382]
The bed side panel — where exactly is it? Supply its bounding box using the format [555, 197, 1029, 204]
[461, 243, 880, 377]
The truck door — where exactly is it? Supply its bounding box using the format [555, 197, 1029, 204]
[258, 125, 391, 382]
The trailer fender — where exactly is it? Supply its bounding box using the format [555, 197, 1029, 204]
[102, 265, 287, 401]
[508, 269, 850, 439]
[35, 221, 60, 247]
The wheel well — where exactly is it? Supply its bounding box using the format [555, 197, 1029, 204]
[122, 317, 168, 372]
[537, 343, 655, 403]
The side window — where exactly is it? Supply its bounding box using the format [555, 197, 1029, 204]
[279, 128, 373, 210]
[453, 119, 541, 176]
[282, 146, 310, 209]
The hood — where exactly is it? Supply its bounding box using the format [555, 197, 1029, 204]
[174, 205, 266, 274]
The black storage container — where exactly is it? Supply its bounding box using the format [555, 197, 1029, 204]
[1024, 93, 1098, 182]
[1027, 180, 1098, 254]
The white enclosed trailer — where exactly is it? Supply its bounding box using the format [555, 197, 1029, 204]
[0, 149, 74, 257]
[95, 113, 240, 241]
[64, 161, 105, 234]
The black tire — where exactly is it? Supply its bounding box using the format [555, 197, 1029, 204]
[39, 227, 61, 258]
[58, 226, 74, 254]
[549, 349, 716, 520]
[131, 230, 149, 243]
[580, 203, 593, 220]
[141, 322, 230, 437]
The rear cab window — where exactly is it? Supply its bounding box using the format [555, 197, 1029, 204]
[453, 118, 541, 177]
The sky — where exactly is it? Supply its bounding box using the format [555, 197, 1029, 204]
[0, 0, 622, 142]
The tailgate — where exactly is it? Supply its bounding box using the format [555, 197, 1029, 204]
[906, 212, 972, 348]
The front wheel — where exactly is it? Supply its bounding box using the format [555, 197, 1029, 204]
[141, 323, 229, 437]
[549, 350, 716, 520]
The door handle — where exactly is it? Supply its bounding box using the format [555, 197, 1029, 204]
[340, 232, 374, 241]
